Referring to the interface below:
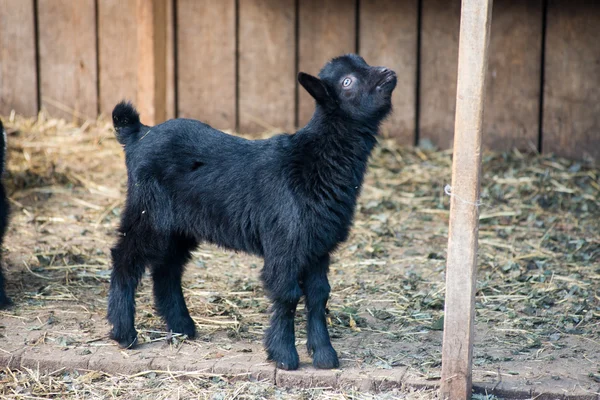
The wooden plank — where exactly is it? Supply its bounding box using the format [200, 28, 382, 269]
[165, 0, 175, 120]
[359, 0, 418, 142]
[98, 0, 137, 117]
[0, 0, 38, 117]
[419, 0, 461, 149]
[177, 0, 236, 130]
[136, 0, 168, 125]
[421, 0, 543, 151]
[484, 0, 542, 151]
[37, 0, 97, 122]
[298, 0, 357, 127]
[98, 0, 175, 120]
[238, 0, 296, 134]
[543, 1, 600, 160]
[440, 1, 493, 399]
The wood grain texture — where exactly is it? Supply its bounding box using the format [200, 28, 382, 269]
[419, 0, 461, 149]
[0, 0, 38, 116]
[136, 0, 168, 125]
[543, 1, 600, 161]
[421, 0, 542, 151]
[37, 0, 98, 121]
[359, 0, 417, 143]
[98, 0, 137, 117]
[298, 0, 357, 127]
[177, 0, 236, 130]
[440, 1, 493, 399]
[165, 0, 175, 119]
[484, 0, 542, 151]
[239, 0, 296, 134]
[98, 0, 175, 120]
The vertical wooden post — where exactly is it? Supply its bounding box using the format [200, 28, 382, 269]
[136, 0, 168, 125]
[440, 1, 493, 399]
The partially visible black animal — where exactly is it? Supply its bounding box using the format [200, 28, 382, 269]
[108, 54, 397, 370]
[0, 120, 10, 308]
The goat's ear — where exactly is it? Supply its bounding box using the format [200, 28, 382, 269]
[298, 72, 333, 107]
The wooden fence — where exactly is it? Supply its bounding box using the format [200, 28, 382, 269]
[0, 0, 599, 160]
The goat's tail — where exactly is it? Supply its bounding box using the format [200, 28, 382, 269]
[112, 101, 142, 145]
[0, 119, 6, 175]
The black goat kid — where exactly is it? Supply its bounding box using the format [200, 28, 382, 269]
[0, 120, 10, 308]
[108, 54, 397, 370]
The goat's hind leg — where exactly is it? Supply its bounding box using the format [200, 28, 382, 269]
[0, 198, 10, 308]
[150, 234, 197, 339]
[107, 212, 157, 348]
[0, 264, 10, 308]
[262, 261, 302, 370]
[304, 255, 339, 369]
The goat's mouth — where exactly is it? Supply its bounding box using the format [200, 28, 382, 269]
[377, 71, 397, 90]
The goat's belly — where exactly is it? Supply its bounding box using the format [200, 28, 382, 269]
[191, 222, 264, 257]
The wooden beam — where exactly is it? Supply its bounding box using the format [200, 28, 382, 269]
[239, 0, 296, 134]
[37, 0, 97, 122]
[440, 1, 493, 399]
[136, 0, 167, 125]
[484, 0, 542, 152]
[177, 0, 236, 130]
[99, 0, 138, 116]
[0, 0, 38, 117]
[360, 0, 418, 142]
[543, 1, 600, 160]
[298, 0, 356, 127]
[99, 0, 175, 120]
[419, 0, 461, 149]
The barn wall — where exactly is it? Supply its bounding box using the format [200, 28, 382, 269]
[0, 0, 598, 160]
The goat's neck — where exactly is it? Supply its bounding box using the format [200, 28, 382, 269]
[292, 109, 378, 196]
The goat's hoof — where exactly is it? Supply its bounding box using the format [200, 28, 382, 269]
[276, 359, 300, 370]
[267, 348, 300, 371]
[312, 346, 339, 369]
[167, 317, 197, 339]
[110, 329, 138, 349]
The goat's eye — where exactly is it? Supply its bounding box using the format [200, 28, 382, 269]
[342, 78, 352, 87]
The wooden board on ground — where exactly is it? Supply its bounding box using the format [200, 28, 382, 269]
[98, 0, 175, 121]
[239, 0, 296, 134]
[177, 0, 236, 130]
[421, 0, 543, 151]
[0, 0, 38, 117]
[419, 0, 461, 149]
[543, 1, 600, 161]
[37, 0, 97, 122]
[359, 0, 418, 143]
[298, 0, 357, 127]
[484, 0, 542, 151]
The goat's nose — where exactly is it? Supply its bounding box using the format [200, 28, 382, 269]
[380, 67, 389, 73]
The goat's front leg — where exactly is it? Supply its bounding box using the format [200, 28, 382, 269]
[303, 255, 339, 369]
[262, 263, 302, 370]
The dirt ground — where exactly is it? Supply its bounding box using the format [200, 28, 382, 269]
[0, 115, 598, 399]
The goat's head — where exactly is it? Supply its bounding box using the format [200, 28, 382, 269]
[298, 54, 397, 124]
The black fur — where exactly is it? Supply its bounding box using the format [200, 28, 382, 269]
[0, 120, 10, 308]
[107, 54, 397, 370]
[113, 101, 142, 146]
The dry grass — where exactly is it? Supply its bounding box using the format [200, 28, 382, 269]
[0, 111, 598, 399]
[0, 367, 442, 400]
